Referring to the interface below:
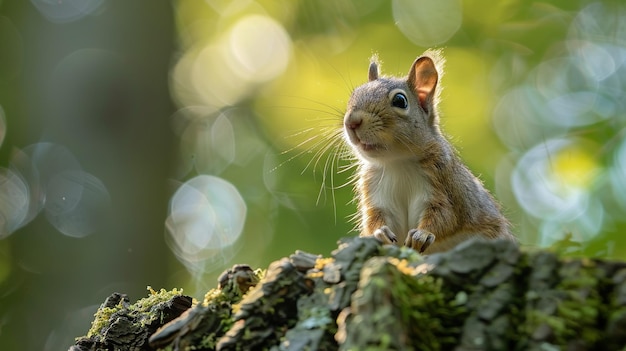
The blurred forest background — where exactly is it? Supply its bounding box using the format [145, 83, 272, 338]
[0, 0, 624, 349]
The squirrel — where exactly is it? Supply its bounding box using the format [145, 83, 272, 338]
[343, 50, 516, 254]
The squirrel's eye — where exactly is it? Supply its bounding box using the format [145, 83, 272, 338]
[391, 92, 408, 109]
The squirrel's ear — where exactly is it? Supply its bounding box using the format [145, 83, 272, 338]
[408, 56, 438, 113]
[368, 61, 379, 81]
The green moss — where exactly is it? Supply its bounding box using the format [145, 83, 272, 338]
[136, 286, 186, 310]
[85, 305, 120, 338]
[85, 286, 185, 340]
[136, 287, 187, 328]
[338, 256, 466, 350]
[554, 261, 603, 345]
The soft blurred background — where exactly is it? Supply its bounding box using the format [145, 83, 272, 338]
[0, 0, 624, 349]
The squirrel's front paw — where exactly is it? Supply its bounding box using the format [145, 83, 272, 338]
[373, 226, 398, 245]
[405, 229, 435, 253]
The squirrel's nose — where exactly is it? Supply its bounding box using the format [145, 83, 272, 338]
[345, 116, 362, 130]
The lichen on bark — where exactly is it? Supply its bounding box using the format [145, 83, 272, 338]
[70, 237, 626, 351]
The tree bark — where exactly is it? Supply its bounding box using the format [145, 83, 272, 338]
[70, 237, 626, 351]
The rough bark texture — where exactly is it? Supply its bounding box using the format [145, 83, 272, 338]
[71, 237, 626, 351]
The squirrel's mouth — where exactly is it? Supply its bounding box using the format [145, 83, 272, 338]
[359, 141, 381, 152]
[344, 127, 384, 153]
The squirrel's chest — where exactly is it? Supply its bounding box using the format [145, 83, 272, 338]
[363, 164, 432, 236]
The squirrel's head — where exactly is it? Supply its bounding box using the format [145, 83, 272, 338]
[343, 50, 444, 163]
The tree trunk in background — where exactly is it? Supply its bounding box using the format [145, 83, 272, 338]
[0, 2, 176, 350]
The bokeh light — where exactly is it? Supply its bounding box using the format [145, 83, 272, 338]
[26, 143, 82, 187]
[44, 170, 110, 238]
[166, 175, 247, 273]
[493, 1, 626, 248]
[493, 86, 562, 151]
[392, 0, 462, 46]
[228, 15, 291, 81]
[171, 13, 291, 110]
[167, 6, 295, 280]
[8, 148, 45, 229]
[512, 139, 599, 223]
[174, 110, 236, 177]
[0, 142, 111, 239]
[0, 167, 29, 239]
[30, 0, 107, 23]
[610, 138, 626, 211]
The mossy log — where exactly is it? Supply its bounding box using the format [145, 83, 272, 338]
[70, 237, 626, 351]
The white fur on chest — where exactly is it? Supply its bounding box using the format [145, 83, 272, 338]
[363, 162, 432, 243]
